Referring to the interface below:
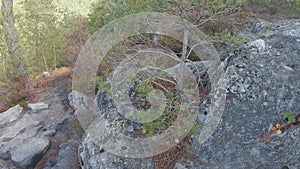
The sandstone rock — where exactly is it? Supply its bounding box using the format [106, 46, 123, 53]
[68, 91, 91, 111]
[193, 19, 300, 169]
[68, 91, 96, 130]
[0, 68, 75, 168]
[0, 105, 22, 128]
[77, 90, 153, 169]
[0, 120, 44, 160]
[42, 129, 56, 137]
[28, 102, 49, 113]
[10, 137, 50, 169]
[0, 114, 42, 142]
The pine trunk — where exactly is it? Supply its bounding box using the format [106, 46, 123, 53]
[1, 0, 27, 78]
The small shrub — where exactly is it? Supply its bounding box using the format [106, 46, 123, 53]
[4, 75, 31, 109]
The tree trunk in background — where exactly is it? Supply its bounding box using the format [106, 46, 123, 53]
[1, 0, 27, 78]
[1, 0, 30, 108]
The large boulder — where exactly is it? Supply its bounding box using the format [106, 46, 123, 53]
[193, 19, 300, 169]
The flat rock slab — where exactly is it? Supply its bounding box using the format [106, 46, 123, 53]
[11, 137, 50, 169]
[0, 114, 42, 142]
[28, 102, 49, 113]
[0, 117, 44, 161]
[0, 105, 22, 128]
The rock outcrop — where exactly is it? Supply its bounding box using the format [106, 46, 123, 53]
[193, 19, 300, 169]
[76, 19, 300, 169]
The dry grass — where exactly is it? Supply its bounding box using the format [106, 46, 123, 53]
[33, 67, 71, 80]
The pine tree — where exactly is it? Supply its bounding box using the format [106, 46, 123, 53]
[17, 0, 64, 74]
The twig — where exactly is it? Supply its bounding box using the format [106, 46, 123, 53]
[258, 111, 300, 143]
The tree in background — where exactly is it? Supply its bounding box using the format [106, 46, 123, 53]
[1, 0, 30, 108]
[1, 0, 27, 79]
[88, 0, 165, 34]
[0, 0, 86, 110]
[88, 0, 246, 35]
[0, 15, 9, 79]
[16, 0, 64, 74]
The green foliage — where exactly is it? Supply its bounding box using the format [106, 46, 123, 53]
[88, 0, 246, 34]
[95, 76, 112, 97]
[211, 30, 233, 41]
[87, 0, 248, 58]
[165, 91, 175, 100]
[0, 3, 21, 79]
[0, 0, 87, 79]
[88, 0, 156, 33]
[283, 112, 296, 122]
[0, 22, 10, 80]
[143, 115, 167, 137]
[210, 29, 249, 46]
[16, 0, 66, 74]
[53, 0, 99, 17]
[136, 77, 154, 97]
[188, 122, 200, 136]
[142, 95, 181, 138]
